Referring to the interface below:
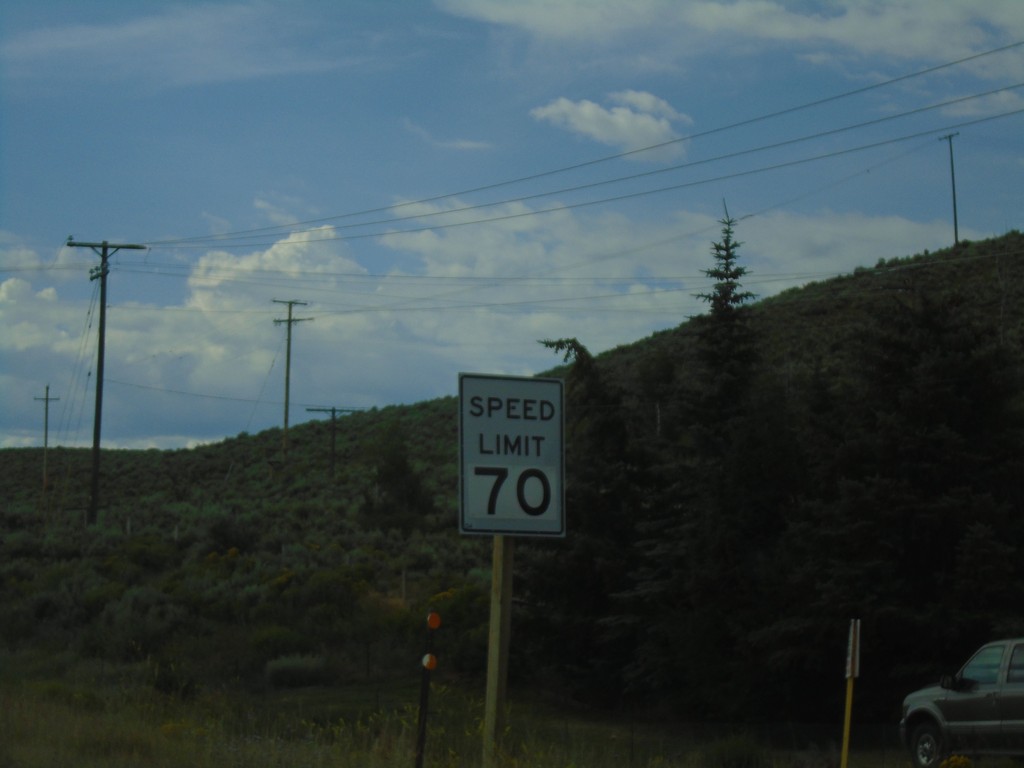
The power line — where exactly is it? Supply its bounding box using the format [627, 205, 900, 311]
[105, 139, 936, 322]
[105, 376, 371, 409]
[9, 46, 1015, 456]
[24, 115, 1009, 393]
[143, 39, 1024, 249]
[56, 282, 101, 449]
[147, 82, 1024, 250]
[141, 106, 1024, 252]
[81, 136, 977, 325]
[92, 241, 1024, 430]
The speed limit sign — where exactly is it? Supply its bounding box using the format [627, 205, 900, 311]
[459, 373, 564, 537]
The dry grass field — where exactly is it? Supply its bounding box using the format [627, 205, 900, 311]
[0, 650, 933, 768]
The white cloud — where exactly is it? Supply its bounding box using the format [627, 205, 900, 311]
[0, 4, 342, 87]
[251, 198, 315, 229]
[739, 210, 955, 294]
[376, 199, 722, 358]
[530, 91, 690, 160]
[610, 90, 691, 124]
[438, 0, 1024, 69]
[187, 227, 364, 305]
[939, 87, 1024, 118]
[402, 118, 492, 151]
[436, 0, 659, 42]
[0, 235, 83, 285]
[0, 276, 33, 303]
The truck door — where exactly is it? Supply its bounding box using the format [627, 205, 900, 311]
[939, 643, 1005, 752]
[1001, 642, 1024, 752]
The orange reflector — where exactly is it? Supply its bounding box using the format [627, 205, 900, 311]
[427, 612, 442, 630]
[422, 653, 438, 670]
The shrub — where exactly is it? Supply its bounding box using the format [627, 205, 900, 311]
[698, 734, 772, 768]
[93, 585, 187, 659]
[2, 530, 36, 557]
[252, 625, 313, 659]
[264, 654, 328, 688]
[147, 656, 197, 699]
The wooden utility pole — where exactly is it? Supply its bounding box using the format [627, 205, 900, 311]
[273, 299, 311, 457]
[66, 238, 146, 524]
[940, 133, 960, 245]
[305, 406, 359, 476]
[34, 384, 59, 493]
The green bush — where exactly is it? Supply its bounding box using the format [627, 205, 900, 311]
[264, 654, 328, 688]
[252, 624, 313, 659]
[2, 530, 36, 557]
[93, 585, 187, 659]
[698, 734, 772, 768]
[31, 679, 106, 711]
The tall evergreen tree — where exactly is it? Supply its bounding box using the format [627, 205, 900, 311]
[625, 213, 778, 717]
[694, 207, 758, 421]
[696, 210, 756, 315]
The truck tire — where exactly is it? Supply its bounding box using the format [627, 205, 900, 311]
[910, 722, 945, 768]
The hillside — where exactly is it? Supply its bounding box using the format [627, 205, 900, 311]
[2, 229, 1023, 722]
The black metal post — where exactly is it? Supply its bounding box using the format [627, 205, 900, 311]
[414, 612, 441, 768]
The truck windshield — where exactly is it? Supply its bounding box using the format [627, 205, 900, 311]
[961, 644, 1005, 685]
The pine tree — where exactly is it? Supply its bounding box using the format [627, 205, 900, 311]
[696, 209, 756, 318]
[694, 207, 757, 403]
[622, 213, 776, 716]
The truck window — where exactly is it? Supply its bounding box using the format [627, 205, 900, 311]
[1009, 645, 1024, 684]
[961, 644, 1005, 685]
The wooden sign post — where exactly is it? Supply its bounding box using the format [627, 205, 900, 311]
[482, 535, 514, 768]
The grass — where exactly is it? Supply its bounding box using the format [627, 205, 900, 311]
[0, 649, 974, 768]
[0, 675, 415, 768]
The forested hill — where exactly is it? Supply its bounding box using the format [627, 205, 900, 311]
[2, 229, 1023, 723]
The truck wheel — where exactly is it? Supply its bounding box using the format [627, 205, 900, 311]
[910, 722, 944, 768]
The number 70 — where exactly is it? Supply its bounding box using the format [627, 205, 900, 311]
[474, 466, 551, 517]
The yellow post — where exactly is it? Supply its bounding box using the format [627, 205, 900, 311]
[840, 675, 854, 768]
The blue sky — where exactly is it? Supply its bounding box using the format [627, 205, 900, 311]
[2, 0, 1023, 449]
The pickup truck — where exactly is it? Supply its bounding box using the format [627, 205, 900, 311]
[900, 638, 1024, 768]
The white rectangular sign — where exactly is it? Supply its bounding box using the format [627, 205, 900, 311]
[459, 373, 564, 537]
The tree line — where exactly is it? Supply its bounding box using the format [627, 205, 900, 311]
[513, 223, 1024, 721]
[1, 226, 1022, 724]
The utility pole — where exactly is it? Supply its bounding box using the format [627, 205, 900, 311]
[273, 299, 311, 457]
[34, 384, 60, 494]
[66, 238, 146, 525]
[940, 132, 960, 246]
[306, 406, 359, 476]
